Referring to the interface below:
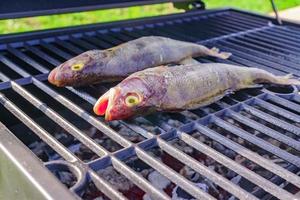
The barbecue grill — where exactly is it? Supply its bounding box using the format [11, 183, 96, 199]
[0, 0, 300, 199]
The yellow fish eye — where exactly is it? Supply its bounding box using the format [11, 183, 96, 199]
[71, 63, 84, 71]
[125, 94, 141, 107]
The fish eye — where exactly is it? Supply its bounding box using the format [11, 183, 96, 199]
[71, 63, 84, 71]
[125, 93, 141, 107]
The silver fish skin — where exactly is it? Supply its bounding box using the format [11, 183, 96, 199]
[48, 36, 231, 87]
[123, 63, 300, 111]
[93, 63, 300, 121]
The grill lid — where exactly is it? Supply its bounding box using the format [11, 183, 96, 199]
[0, 0, 190, 20]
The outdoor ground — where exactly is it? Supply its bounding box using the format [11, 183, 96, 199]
[0, 0, 300, 34]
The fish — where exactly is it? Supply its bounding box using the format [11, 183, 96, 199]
[48, 36, 231, 87]
[93, 63, 300, 121]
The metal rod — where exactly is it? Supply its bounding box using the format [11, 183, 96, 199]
[135, 147, 216, 200]
[213, 117, 300, 167]
[176, 131, 299, 199]
[243, 104, 300, 136]
[157, 137, 259, 200]
[270, 0, 283, 25]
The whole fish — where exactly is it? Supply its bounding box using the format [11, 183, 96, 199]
[93, 63, 300, 121]
[48, 36, 231, 87]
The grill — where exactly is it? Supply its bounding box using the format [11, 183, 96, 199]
[0, 1, 300, 200]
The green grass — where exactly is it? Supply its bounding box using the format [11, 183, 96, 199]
[207, 0, 300, 13]
[1, 1, 300, 34]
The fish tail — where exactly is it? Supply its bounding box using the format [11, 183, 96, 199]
[254, 69, 300, 85]
[273, 74, 300, 85]
[209, 47, 232, 59]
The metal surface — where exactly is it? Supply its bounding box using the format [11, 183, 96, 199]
[0, 8, 299, 200]
[0, 0, 190, 20]
[270, 0, 282, 25]
[0, 122, 76, 200]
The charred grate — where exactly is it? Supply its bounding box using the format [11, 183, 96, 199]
[0, 9, 300, 200]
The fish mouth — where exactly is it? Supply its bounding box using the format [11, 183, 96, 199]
[48, 67, 65, 87]
[93, 88, 119, 121]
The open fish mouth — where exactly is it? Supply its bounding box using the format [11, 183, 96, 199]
[48, 67, 66, 87]
[48, 68, 59, 85]
[93, 88, 118, 121]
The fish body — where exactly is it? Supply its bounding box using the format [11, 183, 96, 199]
[93, 63, 300, 121]
[48, 36, 231, 87]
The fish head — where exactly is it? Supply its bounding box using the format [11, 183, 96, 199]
[93, 77, 155, 121]
[48, 50, 107, 87]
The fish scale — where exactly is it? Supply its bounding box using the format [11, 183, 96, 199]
[94, 63, 300, 121]
[48, 36, 231, 87]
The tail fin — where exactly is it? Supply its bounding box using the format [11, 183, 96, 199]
[209, 47, 232, 59]
[274, 74, 300, 85]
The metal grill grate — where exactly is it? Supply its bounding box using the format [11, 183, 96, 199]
[0, 9, 299, 200]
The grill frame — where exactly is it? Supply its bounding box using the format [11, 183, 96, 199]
[0, 8, 300, 200]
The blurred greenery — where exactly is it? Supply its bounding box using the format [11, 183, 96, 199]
[0, 1, 300, 34]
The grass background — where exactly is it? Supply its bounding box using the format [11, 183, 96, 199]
[1, 1, 300, 34]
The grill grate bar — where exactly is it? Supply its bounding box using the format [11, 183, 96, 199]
[0, 54, 31, 77]
[239, 28, 299, 49]
[236, 34, 299, 58]
[153, 23, 196, 41]
[128, 111, 300, 199]
[262, 28, 300, 44]
[158, 110, 300, 187]
[233, 12, 271, 25]
[213, 117, 300, 167]
[135, 147, 217, 200]
[40, 41, 73, 60]
[243, 104, 300, 136]
[157, 136, 259, 200]
[224, 48, 298, 76]
[0, 88, 77, 162]
[69, 36, 96, 51]
[243, 32, 300, 56]
[83, 33, 114, 49]
[228, 36, 300, 64]
[36, 82, 131, 148]
[87, 170, 128, 200]
[55, 38, 83, 55]
[255, 98, 300, 123]
[226, 37, 300, 67]
[270, 27, 300, 40]
[0, 70, 10, 82]
[229, 110, 300, 151]
[266, 94, 300, 113]
[218, 41, 300, 75]
[7, 45, 49, 73]
[10, 81, 108, 156]
[193, 119, 299, 176]
[220, 14, 267, 28]
[24, 43, 62, 66]
[111, 157, 171, 200]
[187, 16, 245, 35]
[215, 48, 285, 75]
[176, 130, 299, 198]
[209, 19, 249, 33]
